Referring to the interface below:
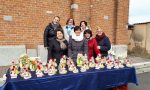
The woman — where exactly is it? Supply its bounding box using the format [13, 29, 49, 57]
[80, 21, 89, 32]
[48, 28, 68, 64]
[68, 26, 88, 62]
[63, 18, 75, 41]
[44, 16, 62, 61]
[84, 29, 100, 60]
[95, 27, 111, 57]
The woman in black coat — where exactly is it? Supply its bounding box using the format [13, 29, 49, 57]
[44, 16, 62, 61]
[44, 16, 62, 48]
[48, 28, 68, 64]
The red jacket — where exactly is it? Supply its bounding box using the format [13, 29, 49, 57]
[88, 38, 100, 60]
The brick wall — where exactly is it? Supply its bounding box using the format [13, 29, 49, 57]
[0, 0, 129, 49]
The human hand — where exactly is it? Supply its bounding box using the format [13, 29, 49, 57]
[97, 46, 101, 49]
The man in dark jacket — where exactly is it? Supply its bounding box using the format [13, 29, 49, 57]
[44, 16, 62, 61]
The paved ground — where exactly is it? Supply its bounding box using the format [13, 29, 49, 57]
[128, 56, 150, 63]
[129, 72, 150, 90]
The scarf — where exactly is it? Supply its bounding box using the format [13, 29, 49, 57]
[72, 32, 84, 41]
[96, 32, 106, 42]
[52, 22, 59, 30]
[56, 39, 67, 50]
[66, 25, 74, 36]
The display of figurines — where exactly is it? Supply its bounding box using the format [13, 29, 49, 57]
[48, 65, 57, 76]
[44, 59, 57, 75]
[106, 59, 114, 69]
[10, 61, 19, 79]
[19, 54, 30, 69]
[89, 57, 95, 68]
[99, 61, 105, 69]
[80, 65, 86, 72]
[77, 53, 84, 67]
[36, 65, 44, 77]
[58, 63, 67, 74]
[59, 56, 67, 74]
[72, 67, 79, 73]
[29, 59, 38, 71]
[95, 55, 101, 69]
[83, 60, 89, 70]
[125, 59, 133, 67]
[67, 58, 75, 71]
[101, 57, 106, 64]
[48, 59, 57, 68]
[60, 55, 67, 64]
[67, 58, 79, 73]
[114, 60, 120, 69]
[118, 60, 124, 68]
[44, 64, 49, 74]
[20, 68, 31, 79]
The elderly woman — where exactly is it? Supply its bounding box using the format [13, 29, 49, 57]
[95, 27, 111, 57]
[68, 26, 88, 62]
[84, 29, 100, 60]
[48, 28, 68, 63]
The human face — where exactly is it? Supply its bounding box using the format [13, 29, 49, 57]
[84, 33, 91, 39]
[81, 22, 86, 28]
[75, 29, 81, 36]
[97, 28, 103, 36]
[68, 19, 73, 25]
[56, 31, 63, 39]
[53, 17, 60, 24]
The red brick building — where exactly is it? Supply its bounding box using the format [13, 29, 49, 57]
[0, 0, 129, 49]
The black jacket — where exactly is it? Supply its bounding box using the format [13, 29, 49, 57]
[48, 38, 68, 63]
[44, 23, 62, 47]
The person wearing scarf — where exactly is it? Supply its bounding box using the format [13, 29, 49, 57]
[44, 16, 62, 61]
[68, 26, 88, 62]
[63, 18, 75, 41]
[84, 29, 101, 60]
[48, 28, 68, 64]
[95, 27, 111, 57]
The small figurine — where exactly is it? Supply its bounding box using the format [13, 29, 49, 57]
[48, 65, 57, 75]
[77, 54, 84, 67]
[89, 57, 95, 68]
[125, 59, 133, 67]
[10, 61, 19, 79]
[59, 56, 67, 74]
[23, 68, 31, 79]
[36, 65, 44, 77]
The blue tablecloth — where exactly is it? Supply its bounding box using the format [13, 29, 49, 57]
[0, 67, 138, 90]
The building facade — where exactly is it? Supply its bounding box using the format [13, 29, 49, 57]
[0, 0, 129, 65]
[0, 0, 129, 48]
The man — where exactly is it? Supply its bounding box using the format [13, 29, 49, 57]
[44, 16, 62, 61]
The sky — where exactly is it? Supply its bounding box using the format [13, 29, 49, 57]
[129, 0, 150, 24]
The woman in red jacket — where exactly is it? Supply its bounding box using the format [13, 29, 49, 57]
[84, 29, 101, 60]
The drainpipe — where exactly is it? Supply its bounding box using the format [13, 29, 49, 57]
[113, 0, 118, 44]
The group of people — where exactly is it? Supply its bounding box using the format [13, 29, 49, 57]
[44, 16, 111, 64]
